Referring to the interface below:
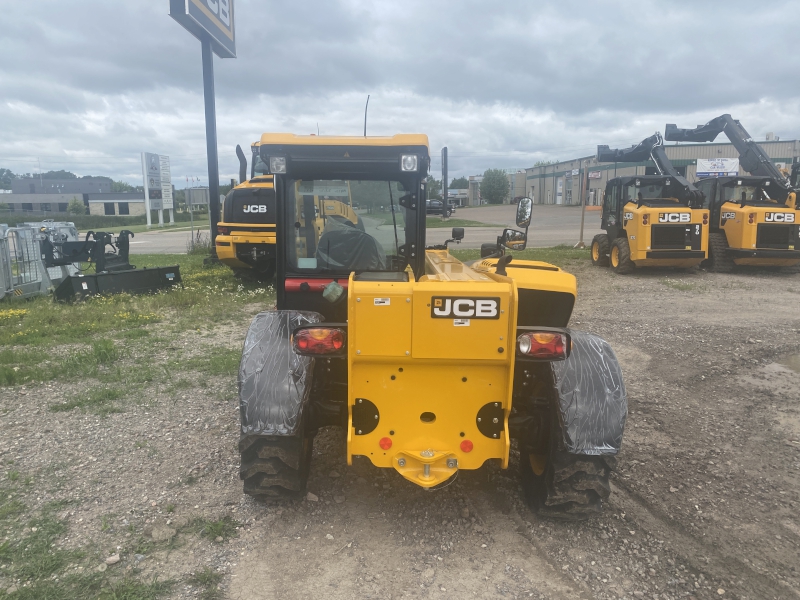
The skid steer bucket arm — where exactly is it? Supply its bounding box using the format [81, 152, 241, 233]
[597, 132, 704, 206]
[665, 114, 792, 192]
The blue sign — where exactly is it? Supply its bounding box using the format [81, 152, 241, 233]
[170, 0, 236, 58]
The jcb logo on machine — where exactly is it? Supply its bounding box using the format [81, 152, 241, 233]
[242, 205, 268, 213]
[623, 212, 633, 221]
[721, 212, 737, 220]
[765, 212, 795, 223]
[431, 296, 500, 319]
[658, 213, 691, 223]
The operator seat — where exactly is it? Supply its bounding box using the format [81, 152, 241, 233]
[315, 219, 386, 271]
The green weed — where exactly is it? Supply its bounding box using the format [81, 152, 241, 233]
[49, 386, 125, 416]
[7, 469, 19, 482]
[192, 516, 240, 542]
[659, 278, 696, 292]
[189, 567, 224, 600]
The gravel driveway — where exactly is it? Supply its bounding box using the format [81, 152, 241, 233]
[1, 260, 798, 599]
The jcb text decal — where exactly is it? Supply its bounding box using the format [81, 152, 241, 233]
[431, 297, 500, 319]
[242, 205, 268, 213]
[765, 212, 795, 223]
[721, 212, 736, 220]
[658, 213, 691, 223]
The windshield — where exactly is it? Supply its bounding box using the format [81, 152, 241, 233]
[288, 179, 412, 273]
[721, 183, 779, 204]
[623, 182, 677, 202]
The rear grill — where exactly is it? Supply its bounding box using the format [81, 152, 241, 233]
[651, 225, 687, 249]
[756, 224, 792, 249]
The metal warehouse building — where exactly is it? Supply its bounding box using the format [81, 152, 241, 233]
[525, 138, 800, 206]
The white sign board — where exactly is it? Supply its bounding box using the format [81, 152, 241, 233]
[159, 156, 173, 210]
[697, 158, 739, 178]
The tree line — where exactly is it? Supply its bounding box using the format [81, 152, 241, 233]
[426, 171, 510, 205]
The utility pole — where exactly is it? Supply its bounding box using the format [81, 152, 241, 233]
[201, 39, 220, 258]
[441, 146, 448, 219]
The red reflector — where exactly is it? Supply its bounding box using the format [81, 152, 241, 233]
[517, 331, 567, 360]
[293, 328, 346, 355]
[379, 437, 392, 450]
[460, 440, 473, 453]
[217, 226, 229, 235]
[749, 213, 756, 224]
[642, 214, 648, 225]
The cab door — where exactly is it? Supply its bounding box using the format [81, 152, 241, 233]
[601, 182, 622, 240]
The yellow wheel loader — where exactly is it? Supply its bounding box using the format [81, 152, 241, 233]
[665, 115, 800, 272]
[591, 133, 709, 274]
[237, 133, 627, 519]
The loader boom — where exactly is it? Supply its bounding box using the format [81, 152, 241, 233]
[665, 114, 792, 192]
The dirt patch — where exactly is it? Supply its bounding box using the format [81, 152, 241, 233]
[2, 264, 800, 599]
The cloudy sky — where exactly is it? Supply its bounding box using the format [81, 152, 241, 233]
[1, 0, 799, 187]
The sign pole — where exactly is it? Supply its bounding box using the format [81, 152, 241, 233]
[202, 37, 220, 258]
[574, 159, 589, 248]
[141, 152, 152, 228]
[441, 146, 448, 220]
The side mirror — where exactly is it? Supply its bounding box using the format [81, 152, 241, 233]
[451, 227, 464, 241]
[502, 228, 527, 251]
[516, 197, 532, 228]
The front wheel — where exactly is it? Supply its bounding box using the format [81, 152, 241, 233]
[610, 237, 635, 274]
[591, 234, 610, 267]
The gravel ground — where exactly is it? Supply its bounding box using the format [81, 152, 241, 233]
[1, 262, 799, 599]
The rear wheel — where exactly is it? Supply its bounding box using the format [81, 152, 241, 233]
[610, 237, 634, 274]
[707, 232, 734, 273]
[520, 417, 615, 520]
[591, 234, 610, 267]
[240, 431, 313, 501]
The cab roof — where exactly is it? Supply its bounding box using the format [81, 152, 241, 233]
[259, 133, 429, 149]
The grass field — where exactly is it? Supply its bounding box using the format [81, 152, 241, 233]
[450, 245, 590, 268]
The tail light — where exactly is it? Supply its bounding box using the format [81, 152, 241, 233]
[642, 214, 649, 225]
[516, 330, 570, 361]
[292, 327, 346, 355]
[217, 226, 229, 235]
[748, 213, 756, 224]
[703, 213, 709, 225]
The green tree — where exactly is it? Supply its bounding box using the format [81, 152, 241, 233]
[426, 177, 442, 200]
[480, 169, 509, 205]
[67, 197, 86, 216]
[41, 170, 77, 179]
[0, 168, 15, 189]
[449, 176, 469, 189]
[111, 180, 136, 192]
[533, 160, 557, 167]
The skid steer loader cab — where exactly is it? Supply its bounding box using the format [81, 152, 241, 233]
[598, 176, 708, 271]
[692, 176, 800, 269]
[237, 133, 628, 519]
[215, 142, 279, 281]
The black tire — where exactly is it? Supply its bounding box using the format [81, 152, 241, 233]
[239, 432, 313, 501]
[708, 232, 734, 273]
[610, 237, 634, 274]
[591, 234, 610, 267]
[520, 420, 615, 520]
[232, 261, 276, 283]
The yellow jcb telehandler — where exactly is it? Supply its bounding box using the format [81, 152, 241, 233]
[236, 133, 627, 518]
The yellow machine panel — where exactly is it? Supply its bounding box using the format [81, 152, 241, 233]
[350, 281, 414, 357]
[622, 202, 708, 267]
[719, 202, 799, 266]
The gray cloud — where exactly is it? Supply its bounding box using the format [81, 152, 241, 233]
[1, 0, 799, 185]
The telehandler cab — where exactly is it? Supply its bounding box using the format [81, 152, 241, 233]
[664, 115, 800, 272]
[591, 133, 708, 274]
[216, 142, 364, 281]
[237, 133, 627, 518]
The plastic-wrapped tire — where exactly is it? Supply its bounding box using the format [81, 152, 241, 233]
[708, 232, 734, 273]
[520, 420, 615, 520]
[610, 237, 635, 274]
[240, 431, 313, 501]
[591, 234, 610, 267]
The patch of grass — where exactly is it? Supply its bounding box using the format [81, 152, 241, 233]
[49, 386, 125, 416]
[425, 217, 495, 228]
[92, 339, 120, 364]
[184, 348, 241, 377]
[0, 497, 26, 521]
[451, 245, 590, 268]
[660, 278, 696, 291]
[0, 514, 82, 581]
[189, 567, 224, 599]
[192, 516, 240, 543]
[7, 469, 20, 482]
[165, 504, 176, 514]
